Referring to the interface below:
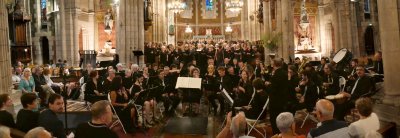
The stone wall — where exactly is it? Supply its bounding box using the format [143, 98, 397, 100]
[0, 0, 12, 94]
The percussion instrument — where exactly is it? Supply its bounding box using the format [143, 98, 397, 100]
[325, 93, 347, 104]
[333, 48, 353, 70]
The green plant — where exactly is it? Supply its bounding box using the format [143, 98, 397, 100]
[261, 32, 282, 52]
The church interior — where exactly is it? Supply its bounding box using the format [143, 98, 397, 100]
[0, 0, 400, 137]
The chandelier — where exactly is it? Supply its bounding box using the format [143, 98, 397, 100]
[168, 0, 185, 13]
[226, 0, 243, 12]
[185, 24, 192, 33]
[225, 23, 233, 33]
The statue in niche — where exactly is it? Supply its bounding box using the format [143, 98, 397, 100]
[144, 0, 153, 21]
[104, 9, 112, 28]
[13, 0, 24, 18]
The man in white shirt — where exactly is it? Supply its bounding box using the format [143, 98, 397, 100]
[348, 97, 380, 138]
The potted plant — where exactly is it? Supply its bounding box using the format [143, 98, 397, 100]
[261, 32, 282, 55]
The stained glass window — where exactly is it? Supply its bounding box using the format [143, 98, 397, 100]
[41, 0, 47, 21]
[206, 0, 213, 11]
[364, 0, 370, 13]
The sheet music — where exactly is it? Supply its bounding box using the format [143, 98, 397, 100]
[175, 77, 202, 89]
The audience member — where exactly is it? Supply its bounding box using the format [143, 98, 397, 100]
[0, 94, 16, 128]
[216, 112, 255, 138]
[348, 97, 380, 138]
[24, 127, 52, 138]
[307, 99, 350, 138]
[75, 100, 118, 138]
[0, 126, 11, 138]
[19, 68, 36, 93]
[38, 93, 66, 138]
[272, 112, 305, 138]
[16, 93, 39, 132]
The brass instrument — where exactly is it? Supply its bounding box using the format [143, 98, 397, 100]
[298, 56, 309, 73]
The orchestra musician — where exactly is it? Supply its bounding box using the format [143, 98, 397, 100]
[335, 65, 375, 120]
[321, 63, 340, 97]
[131, 74, 154, 127]
[287, 66, 300, 114]
[109, 76, 136, 132]
[101, 69, 115, 94]
[242, 78, 268, 120]
[85, 71, 107, 103]
[233, 70, 253, 108]
[182, 68, 202, 115]
[294, 71, 319, 113]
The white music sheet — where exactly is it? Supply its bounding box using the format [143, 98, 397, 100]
[175, 77, 202, 89]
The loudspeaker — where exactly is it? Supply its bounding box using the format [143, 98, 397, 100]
[57, 111, 91, 129]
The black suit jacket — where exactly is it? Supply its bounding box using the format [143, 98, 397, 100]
[39, 109, 66, 138]
[267, 68, 289, 110]
[347, 76, 374, 101]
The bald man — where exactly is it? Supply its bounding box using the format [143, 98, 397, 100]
[216, 112, 255, 138]
[307, 99, 350, 138]
[24, 127, 52, 138]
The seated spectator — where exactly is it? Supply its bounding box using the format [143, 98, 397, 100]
[75, 100, 118, 138]
[32, 67, 55, 105]
[24, 127, 52, 138]
[12, 67, 21, 85]
[19, 68, 36, 93]
[216, 112, 255, 138]
[16, 93, 39, 132]
[348, 97, 380, 138]
[0, 126, 11, 138]
[0, 94, 16, 128]
[272, 112, 305, 138]
[42, 67, 63, 94]
[38, 93, 66, 138]
[308, 99, 350, 138]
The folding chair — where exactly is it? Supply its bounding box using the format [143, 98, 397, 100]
[107, 93, 127, 134]
[246, 98, 269, 138]
[339, 76, 346, 92]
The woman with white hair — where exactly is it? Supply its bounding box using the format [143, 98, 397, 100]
[272, 112, 305, 138]
[19, 68, 36, 93]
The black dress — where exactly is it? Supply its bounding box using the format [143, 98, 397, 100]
[85, 79, 107, 103]
[16, 109, 39, 132]
[112, 90, 134, 132]
[0, 110, 16, 128]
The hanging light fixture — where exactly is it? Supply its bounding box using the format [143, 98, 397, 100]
[185, 24, 192, 33]
[225, 23, 233, 33]
[226, 0, 243, 13]
[168, 0, 185, 13]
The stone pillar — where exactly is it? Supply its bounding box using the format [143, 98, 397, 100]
[263, 0, 270, 64]
[0, 0, 12, 94]
[377, 0, 400, 106]
[117, 0, 144, 65]
[280, 0, 290, 62]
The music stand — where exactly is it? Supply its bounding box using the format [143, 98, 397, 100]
[133, 50, 144, 65]
[175, 77, 202, 116]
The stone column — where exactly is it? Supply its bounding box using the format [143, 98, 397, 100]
[0, 0, 12, 94]
[280, 0, 290, 61]
[263, 0, 271, 64]
[377, 0, 400, 106]
[138, 0, 145, 65]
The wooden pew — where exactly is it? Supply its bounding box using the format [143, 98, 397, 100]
[378, 122, 398, 138]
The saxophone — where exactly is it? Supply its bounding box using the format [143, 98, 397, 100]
[298, 56, 309, 73]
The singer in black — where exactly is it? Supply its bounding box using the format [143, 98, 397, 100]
[109, 76, 136, 132]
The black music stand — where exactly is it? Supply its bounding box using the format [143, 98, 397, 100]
[175, 77, 202, 117]
[133, 50, 144, 65]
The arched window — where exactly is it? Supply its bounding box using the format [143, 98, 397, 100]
[206, 0, 213, 11]
[41, 0, 47, 22]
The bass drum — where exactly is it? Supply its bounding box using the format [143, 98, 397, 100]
[333, 48, 353, 65]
